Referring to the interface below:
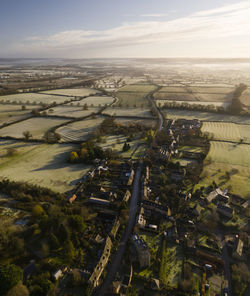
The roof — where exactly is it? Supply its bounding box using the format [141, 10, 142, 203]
[217, 204, 233, 214]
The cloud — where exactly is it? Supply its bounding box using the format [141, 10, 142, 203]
[14, 1, 250, 57]
[140, 13, 170, 17]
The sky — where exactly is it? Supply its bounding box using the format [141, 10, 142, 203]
[1, 0, 250, 58]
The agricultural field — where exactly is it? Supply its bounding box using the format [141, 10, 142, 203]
[240, 88, 250, 107]
[0, 104, 38, 125]
[202, 122, 250, 143]
[194, 93, 232, 102]
[117, 84, 157, 93]
[56, 116, 104, 142]
[103, 107, 153, 118]
[156, 100, 229, 108]
[115, 118, 156, 128]
[154, 92, 195, 101]
[46, 105, 97, 118]
[0, 93, 73, 105]
[0, 140, 92, 192]
[115, 84, 158, 108]
[158, 86, 188, 93]
[178, 146, 205, 153]
[162, 109, 250, 124]
[196, 141, 250, 198]
[0, 117, 69, 139]
[67, 95, 114, 107]
[188, 86, 234, 94]
[41, 87, 100, 97]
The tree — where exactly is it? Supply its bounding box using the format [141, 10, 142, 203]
[6, 282, 29, 296]
[69, 151, 79, 163]
[0, 264, 23, 295]
[23, 131, 32, 140]
[68, 215, 86, 232]
[32, 205, 44, 218]
[63, 240, 75, 264]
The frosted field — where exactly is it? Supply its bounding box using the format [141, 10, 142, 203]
[46, 106, 98, 118]
[163, 109, 250, 124]
[0, 104, 38, 125]
[0, 93, 74, 105]
[156, 100, 230, 108]
[117, 84, 157, 93]
[240, 89, 250, 107]
[0, 140, 91, 193]
[202, 122, 250, 143]
[67, 95, 114, 107]
[0, 117, 69, 139]
[116, 118, 156, 128]
[158, 86, 188, 93]
[103, 107, 153, 118]
[56, 117, 104, 142]
[41, 87, 100, 97]
[154, 92, 196, 101]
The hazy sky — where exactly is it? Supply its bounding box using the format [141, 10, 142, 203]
[1, 0, 250, 58]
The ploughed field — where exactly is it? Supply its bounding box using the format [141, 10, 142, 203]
[56, 116, 104, 142]
[0, 140, 91, 193]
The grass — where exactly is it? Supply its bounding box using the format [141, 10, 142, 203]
[196, 141, 250, 199]
[0, 140, 92, 193]
[162, 109, 250, 124]
[56, 116, 104, 142]
[0, 93, 74, 105]
[0, 117, 70, 139]
[159, 240, 182, 288]
[202, 122, 250, 143]
[41, 87, 100, 97]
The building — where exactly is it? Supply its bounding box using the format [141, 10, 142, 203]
[131, 234, 150, 268]
[89, 236, 112, 288]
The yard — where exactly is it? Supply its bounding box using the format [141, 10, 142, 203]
[0, 140, 91, 193]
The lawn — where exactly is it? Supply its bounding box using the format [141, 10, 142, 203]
[0, 93, 74, 105]
[196, 141, 250, 198]
[41, 87, 100, 97]
[0, 140, 92, 193]
[0, 117, 70, 139]
[159, 240, 182, 288]
[202, 122, 250, 143]
[162, 109, 250, 124]
[56, 116, 104, 142]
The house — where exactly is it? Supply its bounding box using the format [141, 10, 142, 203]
[123, 190, 131, 202]
[131, 234, 150, 268]
[217, 204, 233, 218]
[88, 197, 110, 207]
[89, 236, 112, 288]
[53, 269, 63, 281]
[233, 238, 244, 258]
[136, 207, 146, 228]
[206, 188, 229, 204]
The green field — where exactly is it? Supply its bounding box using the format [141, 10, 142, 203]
[202, 122, 250, 143]
[41, 87, 100, 97]
[162, 109, 250, 124]
[197, 141, 250, 198]
[0, 117, 69, 139]
[56, 117, 104, 142]
[0, 140, 91, 192]
[0, 93, 73, 105]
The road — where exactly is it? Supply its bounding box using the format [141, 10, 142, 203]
[97, 163, 143, 295]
